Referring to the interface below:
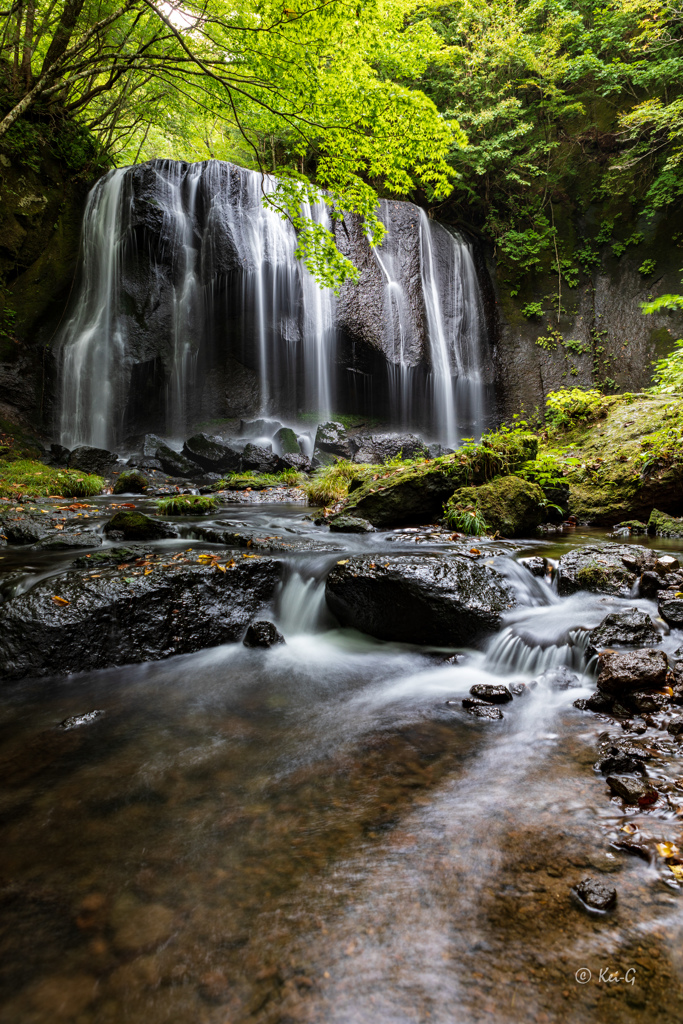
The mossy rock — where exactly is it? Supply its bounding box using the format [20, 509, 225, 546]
[614, 520, 648, 534]
[113, 471, 148, 495]
[341, 431, 539, 528]
[446, 475, 545, 537]
[648, 508, 683, 537]
[103, 510, 176, 540]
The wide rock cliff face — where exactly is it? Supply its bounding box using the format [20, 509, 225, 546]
[489, 207, 683, 418]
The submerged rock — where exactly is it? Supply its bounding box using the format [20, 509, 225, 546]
[531, 666, 581, 690]
[446, 475, 545, 537]
[325, 553, 517, 645]
[328, 515, 376, 533]
[103, 510, 176, 541]
[556, 543, 654, 596]
[607, 775, 657, 805]
[60, 710, 105, 730]
[520, 556, 548, 577]
[597, 649, 668, 695]
[586, 608, 661, 658]
[68, 445, 118, 475]
[572, 877, 617, 913]
[0, 557, 282, 681]
[243, 620, 285, 648]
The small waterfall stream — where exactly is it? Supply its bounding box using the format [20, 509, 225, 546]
[56, 160, 490, 449]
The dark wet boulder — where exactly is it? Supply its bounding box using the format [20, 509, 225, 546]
[640, 570, 666, 598]
[572, 878, 617, 913]
[647, 508, 683, 537]
[626, 690, 670, 714]
[0, 557, 282, 681]
[575, 690, 614, 713]
[0, 510, 53, 545]
[586, 608, 661, 659]
[469, 683, 512, 704]
[127, 456, 163, 472]
[328, 515, 376, 533]
[607, 775, 657, 805]
[325, 553, 517, 645]
[595, 737, 651, 774]
[597, 649, 668, 695]
[68, 445, 118, 475]
[243, 620, 285, 648]
[655, 554, 680, 575]
[520, 556, 548, 577]
[273, 427, 300, 456]
[613, 520, 647, 535]
[113, 471, 149, 495]
[240, 443, 281, 474]
[40, 532, 102, 550]
[314, 421, 352, 460]
[142, 433, 165, 457]
[531, 666, 581, 690]
[350, 432, 428, 465]
[60, 710, 105, 729]
[182, 433, 242, 473]
[103, 510, 176, 541]
[556, 544, 655, 596]
[658, 590, 683, 628]
[446, 475, 545, 538]
[279, 453, 311, 473]
[154, 440, 201, 478]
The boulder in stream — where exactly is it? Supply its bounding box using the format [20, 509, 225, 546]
[154, 440, 201, 478]
[469, 683, 513, 704]
[572, 877, 617, 913]
[556, 544, 655, 596]
[658, 590, 683, 628]
[350, 433, 428, 465]
[273, 426, 300, 456]
[446, 475, 545, 538]
[586, 608, 661, 658]
[104, 510, 176, 541]
[240, 443, 281, 474]
[596, 649, 668, 695]
[243, 620, 285, 648]
[0, 556, 282, 681]
[314, 421, 352, 460]
[647, 508, 683, 537]
[325, 553, 517, 645]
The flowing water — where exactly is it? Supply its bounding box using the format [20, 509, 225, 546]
[55, 161, 489, 451]
[2, 502, 683, 1023]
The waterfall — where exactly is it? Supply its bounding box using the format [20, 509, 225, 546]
[56, 160, 489, 449]
[418, 211, 486, 447]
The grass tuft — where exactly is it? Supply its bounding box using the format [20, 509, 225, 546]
[213, 469, 305, 491]
[156, 494, 218, 516]
[0, 459, 104, 498]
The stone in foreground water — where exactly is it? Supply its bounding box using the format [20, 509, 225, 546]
[243, 620, 286, 648]
[573, 877, 617, 912]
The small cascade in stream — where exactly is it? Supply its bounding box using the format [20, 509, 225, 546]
[56, 160, 491, 449]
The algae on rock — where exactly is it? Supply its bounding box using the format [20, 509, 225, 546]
[445, 475, 545, 538]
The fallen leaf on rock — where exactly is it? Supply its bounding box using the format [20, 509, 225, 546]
[52, 596, 69, 606]
[337, 559, 349, 565]
[656, 842, 680, 859]
[669, 864, 683, 881]
[621, 823, 638, 834]
[470, 547, 481, 554]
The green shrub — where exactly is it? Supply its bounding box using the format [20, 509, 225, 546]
[214, 469, 305, 491]
[305, 460, 369, 505]
[649, 339, 683, 394]
[156, 494, 217, 516]
[443, 504, 488, 535]
[113, 470, 148, 494]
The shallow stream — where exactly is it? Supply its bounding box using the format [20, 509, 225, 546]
[2, 499, 683, 1023]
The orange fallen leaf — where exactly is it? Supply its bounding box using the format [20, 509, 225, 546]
[52, 596, 69, 606]
[656, 842, 680, 859]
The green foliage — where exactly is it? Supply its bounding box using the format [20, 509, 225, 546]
[156, 495, 217, 516]
[545, 388, 606, 428]
[575, 244, 600, 270]
[521, 302, 544, 319]
[649, 339, 683, 394]
[443, 504, 488, 536]
[639, 259, 657, 275]
[563, 339, 590, 355]
[535, 325, 564, 352]
[642, 294, 683, 313]
[0, 460, 103, 498]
